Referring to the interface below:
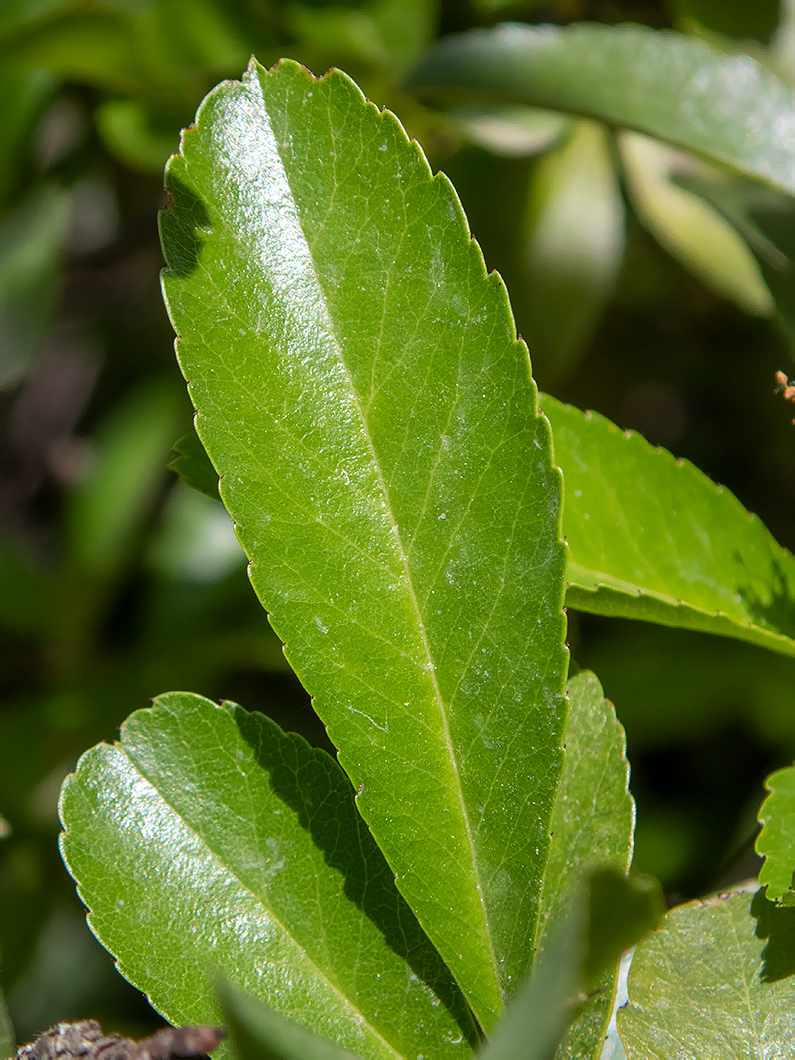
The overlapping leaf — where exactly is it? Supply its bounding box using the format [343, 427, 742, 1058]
[159, 58, 568, 1027]
[542, 395, 795, 656]
[618, 889, 795, 1055]
[407, 22, 795, 195]
[60, 693, 478, 1059]
[758, 765, 795, 906]
[537, 672, 635, 1058]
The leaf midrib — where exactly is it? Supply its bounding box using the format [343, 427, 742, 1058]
[263, 82, 502, 1003]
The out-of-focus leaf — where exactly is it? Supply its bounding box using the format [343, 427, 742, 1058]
[287, 0, 434, 73]
[407, 23, 795, 195]
[60, 693, 478, 1059]
[96, 100, 181, 174]
[583, 870, 665, 985]
[542, 395, 795, 657]
[618, 888, 795, 1056]
[537, 671, 634, 1058]
[169, 430, 220, 501]
[0, 536, 52, 637]
[217, 981, 361, 1060]
[0, 12, 154, 95]
[619, 132, 773, 316]
[673, 171, 795, 344]
[447, 105, 568, 157]
[478, 900, 586, 1060]
[523, 120, 624, 380]
[66, 381, 181, 577]
[160, 58, 568, 1028]
[0, 184, 70, 387]
[672, 0, 780, 45]
[0, 64, 55, 204]
[148, 484, 243, 584]
[758, 765, 795, 906]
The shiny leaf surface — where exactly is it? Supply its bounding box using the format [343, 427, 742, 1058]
[60, 693, 478, 1059]
[160, 58, 568, 1027]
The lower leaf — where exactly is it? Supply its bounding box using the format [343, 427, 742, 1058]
[59, 693, 478, 1060]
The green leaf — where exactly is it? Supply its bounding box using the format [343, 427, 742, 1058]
[618, 888, 795, 1056]
[758, 765, 795, 905]
[159, 58, 568, 1028]
[59, 693, 478, 1059]
[619, 132, 773, 317]
[407, 22, 795, 195]
[523, 120, 625, 380]
[169, 430, 221, 501]
[537, 671, 635, 1058]
[541, 395, 795, 657]
[218, 980, 362, 1060]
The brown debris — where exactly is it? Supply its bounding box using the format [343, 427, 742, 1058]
[17, 1022, 226, 1060]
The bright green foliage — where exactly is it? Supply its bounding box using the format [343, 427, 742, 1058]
[542, 396, 795, 656]
[60, 693, 478, 1059]
[159, 58, 568, 1028]
[618, 889, 795, 1056]
[218, 982, 362, 1060]
[758, 766, 795, 906]
[407, 23, 795, 195]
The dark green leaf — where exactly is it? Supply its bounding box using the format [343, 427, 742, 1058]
[542, 395, 795, 656]
[169, 431, 221, 501]
[618, 889, 795, 1055]
[407, 23, 795, 195]
[218, 980, 361, 1060]
[160, 58, 568, 1027]
[758, 765, 795, 905]
[0, 988, 12, 1060]
[60, 693, 478, 1059]
[583, 869, 665, 985]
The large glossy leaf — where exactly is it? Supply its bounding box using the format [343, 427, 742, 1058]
[537, 672, 634, 1058]
[59, 693, 478, 1059]
[618, 889, 795, 1056]
[159, 59, 568, 1027]
[541, 395, 795, 656]
[407, 23, 795, 195]
[758, 765, 795, 906]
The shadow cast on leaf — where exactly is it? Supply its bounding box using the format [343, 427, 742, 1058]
[233, 709, 480, 1047]
[751, 887, 795, 983]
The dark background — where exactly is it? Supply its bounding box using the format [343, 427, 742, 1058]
[2, 0, 794, 1041]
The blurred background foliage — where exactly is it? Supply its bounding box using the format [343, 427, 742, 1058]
[2, 0, 795, 1042]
